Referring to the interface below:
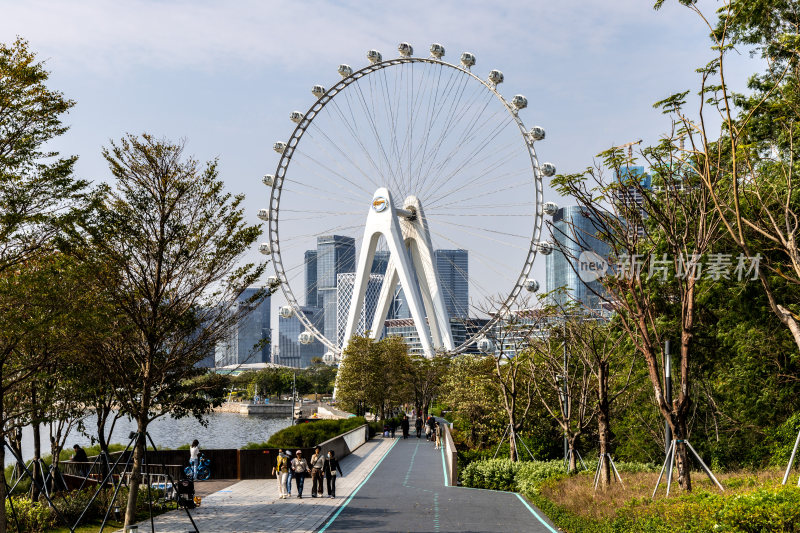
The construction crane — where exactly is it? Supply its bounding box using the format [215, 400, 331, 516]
[611, 139, 643, 161]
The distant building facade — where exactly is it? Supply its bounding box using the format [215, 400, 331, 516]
[545, 206, 610, 311]
[336, 272, 385, 347]
[215, 287, 271, 367]
[276, 306, 325, 368]
[316, 235, 356, 341]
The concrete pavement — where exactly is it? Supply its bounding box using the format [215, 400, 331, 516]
[128, 429, 557, 532]
[318, 435, 557, 533]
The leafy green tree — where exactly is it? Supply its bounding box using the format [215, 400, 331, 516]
[406, 353, 450, 418]
[78, 134, 266, 526]
[440, 354, 503, 449]
[0, 38, 90, 529]
[336, 335, 412, 419]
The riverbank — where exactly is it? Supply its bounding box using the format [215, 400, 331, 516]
[6, 412, 291, 466]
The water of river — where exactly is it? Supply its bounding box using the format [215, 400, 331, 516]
[7, 412, 292, 466]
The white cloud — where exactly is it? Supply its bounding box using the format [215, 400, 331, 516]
[2, 0, 712, 76]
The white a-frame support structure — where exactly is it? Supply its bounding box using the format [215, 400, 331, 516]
[342, 188, 454, 358]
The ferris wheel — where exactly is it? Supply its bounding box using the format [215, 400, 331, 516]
[259, 42, 554, 360]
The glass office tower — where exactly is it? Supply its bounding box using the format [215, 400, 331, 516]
[545, 206, 609, 310]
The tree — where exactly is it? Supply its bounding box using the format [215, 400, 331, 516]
[655, 0, 800, 355]
[79, 134, 266, 526]
[553, 129, 723, 491]
[407, 353, 450, 419]
[0, 38, 89, 530]
[569, 316, 632, 487]
[439, 354, 503, 449]
[335, 335, 412, 419]
[526, 316, 596, 471]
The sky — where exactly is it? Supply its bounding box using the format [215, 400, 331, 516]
[1, 0, 761, 340]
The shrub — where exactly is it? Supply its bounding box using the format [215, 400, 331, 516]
[460, 458, 566, 493]
[5, 497, 56, 532]
[242, 417, 369, 449]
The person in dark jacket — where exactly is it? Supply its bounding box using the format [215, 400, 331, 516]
[400, 415, 410, 439]
[323, 450, 344, 498]
[70, 445, 89, 476]
[415, 416, 423, 438]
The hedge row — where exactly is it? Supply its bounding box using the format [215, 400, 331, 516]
[461, 458, 800, 532]
[242, 417, 369, 449]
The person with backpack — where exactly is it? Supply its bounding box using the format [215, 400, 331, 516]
[271, 448, 290, 499]
[291, 450, 309, 498]
[323, 449, 344, 498]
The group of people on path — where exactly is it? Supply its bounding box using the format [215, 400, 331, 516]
[272, 446, 343, 499]
[383, 415, 412, 439]
[412, 414, 442, 449]
[387, 412, 443, 449]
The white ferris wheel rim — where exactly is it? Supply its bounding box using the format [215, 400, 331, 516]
[266, 52, 545, 355]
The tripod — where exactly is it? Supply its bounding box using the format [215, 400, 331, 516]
[652, 439, 724, 497]
[493, 423, 536, 461]
[782, 429, 800, 486]
[592, 453, 624, 490]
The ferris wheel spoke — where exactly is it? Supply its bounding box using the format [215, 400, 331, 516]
[423, 138, 523, 206]
[428, 229, 514, 296]
[416, 101, 512, 201]
[408, 63, 448, 196]
[408, 64, 465, 196]
[280, 179, 367, 208]
[413, 74, 480, 195]
[426, 164, 531, 210]
[422, 113, 518, 202]
[292, 146, 375, 199]
[434, 218, 530, 243]
[323, 97, 388, 187]
[378, 66, 404, 192]
[305, 114, 383, 191]
[350, 78, 403, 190]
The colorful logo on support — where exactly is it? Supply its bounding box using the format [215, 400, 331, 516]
[372, 196, 388, 212]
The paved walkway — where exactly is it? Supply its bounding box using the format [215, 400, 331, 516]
[319, 436, 557, 533]
[128, 431, 557, 532]
[128, 437, 396, 533]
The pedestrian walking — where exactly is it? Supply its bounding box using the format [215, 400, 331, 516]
[291, 450, 309, 498]
[401, 415, 410, 439]
[310, 446, 325, 497]
[271, 448, 290, 499]
[284, 450, 293, 496]
[434, 422, 442, 450]
[389, 418, 397, 438]
[323, 449, 344, 498]
[415, 417, 423, 438]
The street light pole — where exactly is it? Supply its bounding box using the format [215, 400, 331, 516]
[291, 371, 297, 426]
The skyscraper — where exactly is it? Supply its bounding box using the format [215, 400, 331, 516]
[277, 306, 324, 368]
[214, 287, 271, 367]
[304, 250, 318, 307]
[316, 235, 356, 341]
[336, 272, 385, 347]
[434, 249, 469, 318]
[545, 206, 609, 310]
[389, 249, 469, 320]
